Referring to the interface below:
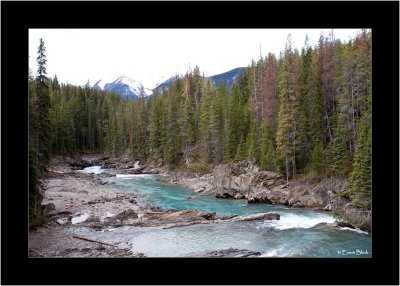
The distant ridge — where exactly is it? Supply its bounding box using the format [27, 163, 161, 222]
[155, 67, 246, 91]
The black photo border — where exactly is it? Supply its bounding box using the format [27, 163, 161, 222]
[1, 1, 399, 285]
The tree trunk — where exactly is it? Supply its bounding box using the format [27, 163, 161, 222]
[36, 134, 39, 167]
[285, 156, 289, 185]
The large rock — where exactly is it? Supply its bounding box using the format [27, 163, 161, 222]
[65, 157, 92, 169]
[213, 164, 232, 192]
[341, 204, 371, 231]
[212, 160, 285, 200]
[114, 209, 138, 220]
[212, 163, 352, 216]
[41, 203, 56, 216]
[283, 179, 344, 209]
[56, 218, 69, 225]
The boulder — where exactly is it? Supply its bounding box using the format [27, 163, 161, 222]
[114, 209, 138, 220]
[42, 203, 56, 216]
[56, 218, 69, 225]
[233, 193, 245, 199]
[66, 157, 92, 169]
[247, 196, 272, 204]
[193, 187, 205, 193]
[337, 220, 355, 228]
[212, 160, 285, 200]
[213, 164, 232, 192]
[97, 172, 115, 178]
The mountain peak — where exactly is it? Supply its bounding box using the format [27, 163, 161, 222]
[93, 79, 105, 90]
[91, 75, 152, 100]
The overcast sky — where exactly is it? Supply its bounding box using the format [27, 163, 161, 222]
[29, 29, 364, 89]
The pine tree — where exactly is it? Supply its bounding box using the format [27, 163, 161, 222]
[29, 145, 42, 229]
[235, 134, 246, 161]
[149, 95, 166, 157]
[262, 53, 279, 132]
[326, 120, 348, 177]
[35, 38, 52, 169]
[348, 95, 371, 209]
[276, 35, 306, 181]
[199, 80, 213, 164]
[163, 79, 182, 167]
[309, 65, 324, 174]
[224, 82, 240, 161]
[137, 94, 149, 157]
[246, 118, 257, 162]
[129, 99, 139, 156]
[259, 123, 278, 171]
[213, 81, 227, 163]
[52, 74, 60, 91]
[299, 37, 313, 163]
[317, 33, 337, 148]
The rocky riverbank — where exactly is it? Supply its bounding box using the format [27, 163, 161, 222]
[98, 153, 371, 231]
[29, 154, 281, 257]
[146, 160, 371, 232]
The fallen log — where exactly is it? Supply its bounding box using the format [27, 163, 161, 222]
[223, 212, 280, 222]
[73, 235, 114, 246]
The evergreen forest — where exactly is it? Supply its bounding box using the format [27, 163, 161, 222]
[29, 30, 371, 227]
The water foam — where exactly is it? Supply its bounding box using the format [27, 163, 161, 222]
[338, 227, 369, 235]
[271, 213, 336, 230]
[79, 166, 104, 174]
[71, 213, 90, 224]
[260, 246, 291, 257]
[116, 174, 153, 178]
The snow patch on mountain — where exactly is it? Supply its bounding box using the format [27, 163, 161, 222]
[91, 75, 153, 100]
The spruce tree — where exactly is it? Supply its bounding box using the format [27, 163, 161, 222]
[29, 145, 41, 229]
[299, 38, 314, 165]
[35, 38, 52, 169]
[224, 82, 240, 161]
[259, 123, 277, 171]
[276, 35, 306, 181]
[212, 81, 226, 163]
[235, 134, 246, 161]
[309, 70, 324, 174]
[149, 95, 166, 157]
[246, 118, 257, 162]
[326, 120, 348, 177]
[199, 80, 213, 164]
[348, 98, 371, 209]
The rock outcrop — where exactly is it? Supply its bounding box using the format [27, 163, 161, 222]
[65, 157, 92, 169]
[211, 160, 371, 231]
[211, 160, 345, 210]
[212, 161, 285, 200]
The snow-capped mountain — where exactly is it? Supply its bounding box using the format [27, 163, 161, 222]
[92, 75, 153, 100]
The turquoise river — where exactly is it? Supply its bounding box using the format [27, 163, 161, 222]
[74, 166, 372, 257]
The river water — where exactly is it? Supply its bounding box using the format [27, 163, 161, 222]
[78, 166, 372, 257]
